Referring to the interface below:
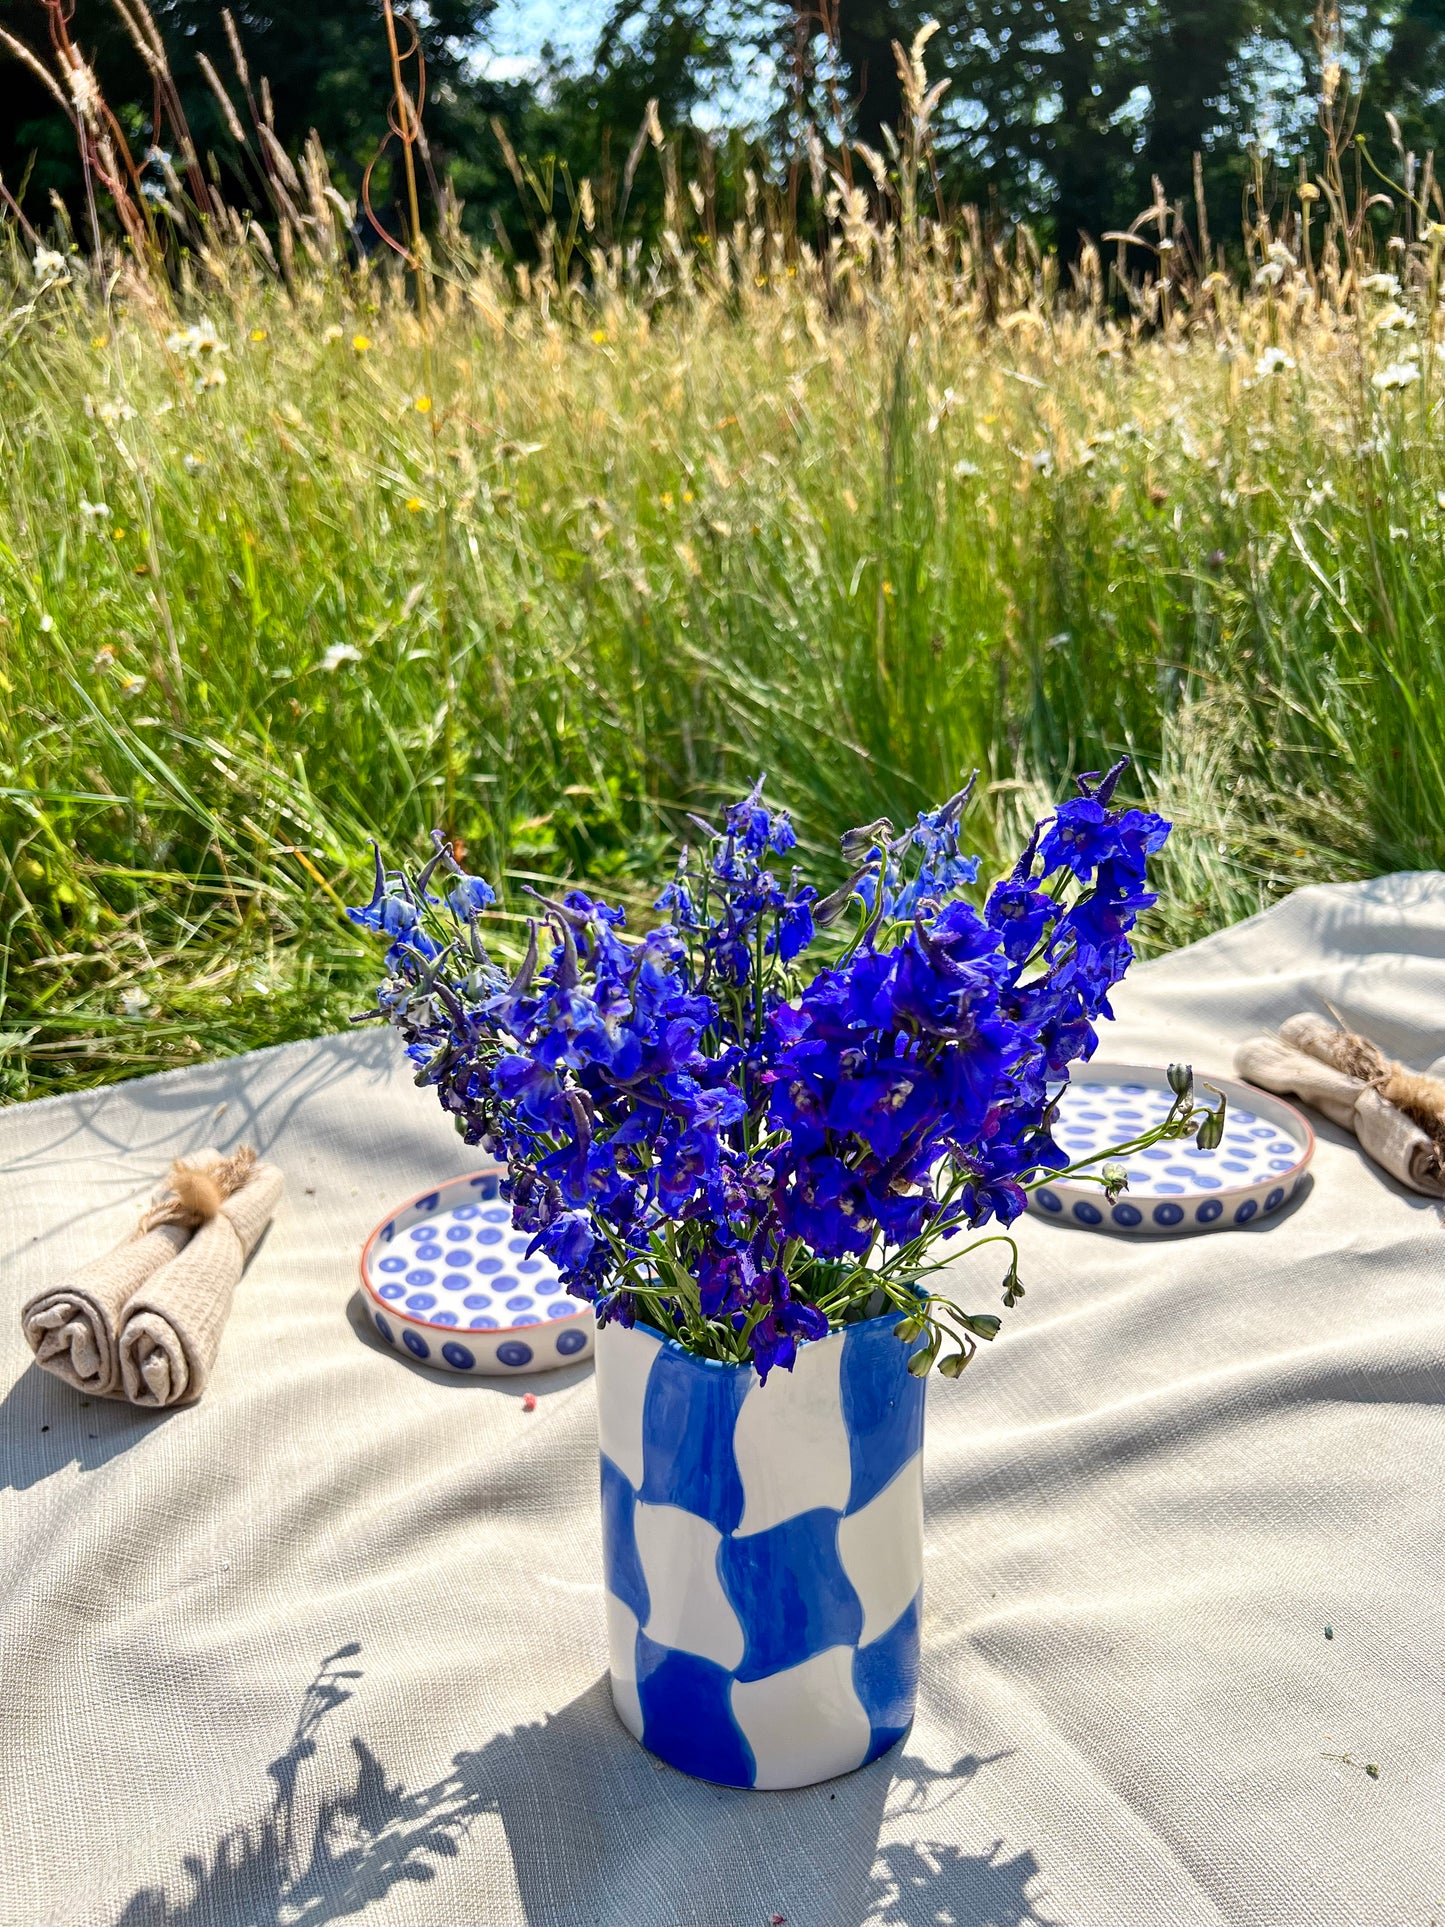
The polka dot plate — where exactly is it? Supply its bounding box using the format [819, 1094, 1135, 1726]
[359, 1168, 594, 1374]
[1028, 1063, 1314, 1237]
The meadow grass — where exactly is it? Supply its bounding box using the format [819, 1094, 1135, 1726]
[3, 217, 1442, 1100]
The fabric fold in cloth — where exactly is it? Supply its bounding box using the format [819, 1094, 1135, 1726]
[1234, 1016, 1445, 1197]
[116, 1158, 285, 1409]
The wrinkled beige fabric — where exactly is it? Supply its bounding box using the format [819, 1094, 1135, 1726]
[3, 872, 1444, 1927]
[116, 1160, 285, 1408]
[1235, 1024, 1445, 1196]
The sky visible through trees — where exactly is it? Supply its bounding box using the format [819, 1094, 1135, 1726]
[0, 0, 1442, 253]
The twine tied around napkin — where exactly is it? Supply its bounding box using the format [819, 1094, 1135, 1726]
[1234, 1014, 1445, 1198]
[21, 1146, 284, 1406]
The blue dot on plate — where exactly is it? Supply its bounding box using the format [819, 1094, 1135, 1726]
[1221, 1160, 1249, 1173]
[431, 1311, 458, 1327]
[494, 1274, 519, 1291]
[556, 1327, 587, 1355]
[547, 1300, 576, 1319]
[476, 1228, 502, 1245]
[512, 1313, 540, 1326]
[463, 1293, 492, 1310]
[483, 1206, 509, 1222]
[1234, 1197, 1258, 1223]
[1072, 1200, 1103, 1225]
[1197, 1199, 1223, 1222]
[1194, 1174, 1221, 1190]
[469, 1315, 499, 1329]
[477, 1256, 504, 1274]
[1036, 1188, 1062, 1213]
[405, 1269, 436, 1288]
[497, 1340, 533, 1368]
[379, 1283, 404, 1302]
[414, 1246, 444, 1264]
[1154, 1202, 1185, 1227]
[416, 1193, 439, 1213]
[1265, 1187, 1285, 1211]
[403, 1330, 429, 1358]
[443, 1273, 471, 1292]
[374, 1312, 393, 1343]
[445, 1226, 472, 1243]
[506, 1294, 532, 1311]
[1111, 1203, 1142, 1226]
[1155, 1182, 1185, 1195]
[442, 1342, 475, 1371]
[378, 1256, 406, 1274]
[406, 1293, 436, 1312]
[1142, 1148, 1170, 1161]
[516, 1260, 542, 1274]
[453, 1205, 479, 1220]
[508, 1237, 530, 1253]
[1269, 1158, 1295, 1172]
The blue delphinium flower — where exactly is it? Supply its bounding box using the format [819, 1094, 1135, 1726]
[352, 764, 1178, 1381]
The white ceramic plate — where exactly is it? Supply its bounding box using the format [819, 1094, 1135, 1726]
[1027, 1062, 1314, 1236]
[359, 1167, 594, 1374]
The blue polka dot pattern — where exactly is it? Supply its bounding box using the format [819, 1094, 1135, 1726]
[374, 1312, 393, 1343]
[362, 1168, 595, 1375]
[1025, 1071, 1310, 1239]
[597, 1315, 923, 1789]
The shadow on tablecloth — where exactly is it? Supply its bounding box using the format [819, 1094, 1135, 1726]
[113, 1646, 1044, 1927]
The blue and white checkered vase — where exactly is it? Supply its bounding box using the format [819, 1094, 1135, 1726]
[596, 1311, 926, 1789]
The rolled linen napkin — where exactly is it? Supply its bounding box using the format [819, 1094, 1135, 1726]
[21, 1217, 192, 1397]
[117, 1155, 284, 1408]
[1234, 1016, 1445, 1198]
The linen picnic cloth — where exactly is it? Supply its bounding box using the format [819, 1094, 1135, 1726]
[2, 872, 1442, 1927]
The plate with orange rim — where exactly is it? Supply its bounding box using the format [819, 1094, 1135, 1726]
[1027, 1063, 1314, 1236]
[359, 1167, 594, 1374]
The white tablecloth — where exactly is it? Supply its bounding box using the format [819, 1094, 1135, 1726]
[3, 874, 1443, 1926]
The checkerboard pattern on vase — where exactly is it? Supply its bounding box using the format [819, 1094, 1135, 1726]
[595, 1313, 926, 1788]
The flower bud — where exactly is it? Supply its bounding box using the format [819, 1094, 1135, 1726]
[1167, 1061, 1193, 1097]
[1195, 1098, 1226, 1151]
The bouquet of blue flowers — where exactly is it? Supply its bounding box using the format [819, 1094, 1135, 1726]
[349, 761, 1219, 1381]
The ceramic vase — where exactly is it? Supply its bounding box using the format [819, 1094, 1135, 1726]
[595, 1310, 926, 1789]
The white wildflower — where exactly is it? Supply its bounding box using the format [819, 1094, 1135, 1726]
[1372, 303, 1415, 334]
[951, 459, 979, 478]
[38, 613, 54, 632]
[33, 246, 67, 281]
[166, 319, 228, 360]
[120, 675, 145, 696]
[79, 499, 111, 523]
[120, 987, 151, 1017]
[91, 398, 137, 426]
[1253, 241, 1296, 289]
[1372, 360, 1420, 393]
[1254, 346, 1295, 378]
[182, 453, 207, 474]
[193, 363, 227, 392]
[1361, 272, 1401, 297]
[1389, 526, 1408, 541]
[319, 643, 361, 672]
[1029, 447, 1055, 476]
